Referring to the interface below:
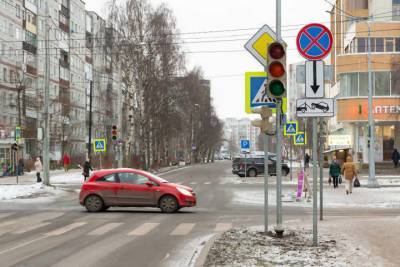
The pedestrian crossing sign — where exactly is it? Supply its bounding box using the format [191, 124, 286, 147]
[294, 132, 306, 146]
[245, 72, 287, 114]
[284, 121, 298, 136]
[93, 139, 106, 152]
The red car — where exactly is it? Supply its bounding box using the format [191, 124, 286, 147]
[79, 168, 196, 213]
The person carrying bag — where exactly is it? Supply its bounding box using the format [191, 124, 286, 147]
[341, 155, 357, 195]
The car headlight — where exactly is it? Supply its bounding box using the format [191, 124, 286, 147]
[177, 187, 193, 196]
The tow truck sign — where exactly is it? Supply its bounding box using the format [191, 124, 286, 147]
[296, 98, 335, 117]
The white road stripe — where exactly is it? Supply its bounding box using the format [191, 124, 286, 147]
[204, 182, 211, 185]
[214, 223, 232, 232]
[176, 182, 183, 185]
[170, 223, 195, 236]
[45, 222, 87, 236]
[87, 222, 123, 236]
[190, 182, 197, 185]
[0, 212, 14, 220]
[0, 220, 15, 228]
[12, 222, 51, 234]
[128, 223, 159, 236]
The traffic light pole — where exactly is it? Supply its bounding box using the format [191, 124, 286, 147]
[275, 99, 283, 236]
[264, 134, 269, 234]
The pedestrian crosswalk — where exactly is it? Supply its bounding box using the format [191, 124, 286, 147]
[0, 212, 238, 240]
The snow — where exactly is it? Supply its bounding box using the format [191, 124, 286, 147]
[232, 186, 400, 209]
[0, 183, 65, 201]
[50, 171, 84, 184]
[203, 227, 380, 267]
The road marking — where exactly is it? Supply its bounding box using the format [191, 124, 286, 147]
[12, 222, 51, 234]
[190, 182, 197, 185]
[159, 166, 190, 175]
[176, 182, 183, 185]
[170, 223, 195, 236]
[0, 236, 47, 256]
[128, 223, 159, 236]
[87, 222, 124, 236]
[45, 222, 87, 236]
[204, 182, 211, 185]
[0, 220, 15, 228]
[214, 223, 232, 232]
[0, 212, 14, 220]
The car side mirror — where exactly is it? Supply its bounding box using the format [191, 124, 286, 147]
[145, 181, 153, 187]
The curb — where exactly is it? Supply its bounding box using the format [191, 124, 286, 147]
[193, 233, 220, 267]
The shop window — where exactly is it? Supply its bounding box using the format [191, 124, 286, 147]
[349, 73, 359, 96]
[374, 72, 390, 96]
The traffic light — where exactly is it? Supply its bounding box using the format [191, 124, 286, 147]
[112, 125, 117, 141]
[251, 106, 275, 135]
[266, 41, 287, 98]
[11, 143, 18, 151]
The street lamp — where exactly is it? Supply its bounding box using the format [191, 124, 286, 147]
[326, 10, 378, 187]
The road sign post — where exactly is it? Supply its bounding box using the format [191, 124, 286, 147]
[241, 140, 250, 181]
[264, 134, 269, 234]
[312, 117, 318, 246]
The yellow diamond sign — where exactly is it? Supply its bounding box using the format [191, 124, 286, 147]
[244, 25, 277, 67]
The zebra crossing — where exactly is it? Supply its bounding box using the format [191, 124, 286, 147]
[0, 212, 234, 241]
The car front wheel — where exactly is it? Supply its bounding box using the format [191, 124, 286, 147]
[159, 195, 179, 213]
[248, 169, 257, 177]
[84, 195, 104, 212]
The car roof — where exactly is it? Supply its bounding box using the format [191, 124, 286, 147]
[89, 168, 151, 180]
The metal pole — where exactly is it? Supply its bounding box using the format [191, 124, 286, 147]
[319, 119, 324, 221]
[117, 72, 123, 168]
[276, 0, 281, 40]
[366, 21, 378, 187]
[42, 4, 50, 186]
[264, 134, 269, 233]
[244, 152, 247, 181]
[88, 81, 93, 160]
[275, 100, 283, 236]
[312, 117, 318, 246]
[289, 138, 293, 181]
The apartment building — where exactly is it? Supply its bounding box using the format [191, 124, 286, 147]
[0, 0, 122, 168]
[330, 0, 400, 163]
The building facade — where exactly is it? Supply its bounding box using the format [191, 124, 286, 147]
[330, 0, 400, 163]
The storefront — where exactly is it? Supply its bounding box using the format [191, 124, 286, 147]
[0, 139, 17, 175]
[334, 97, 400, 163]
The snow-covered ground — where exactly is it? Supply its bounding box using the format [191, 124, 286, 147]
[50, 171, 84, 184]
[0, 183, 65, 201]
[203, 226, 382, 267]
[232, 186, 400, 209]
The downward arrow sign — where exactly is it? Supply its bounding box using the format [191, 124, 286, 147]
[311, 60, 319, 94]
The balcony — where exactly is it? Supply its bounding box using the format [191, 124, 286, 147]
[23, 41, 37, 54]
[85, 56, 92, 64]
[59, 22, 69, 33]
[86, 32, 93, 49]
[60, 5, 69, 18]
[26, 65, 37, 76]
[59, 78, 70, 88]
[59, 58, 69, 69]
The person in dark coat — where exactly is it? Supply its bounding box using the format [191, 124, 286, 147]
[392, 149, 400, 168]
[83, 159, 93, 180]
[304, 153, 310, 168]
[329, 155, 341, 188]
[17, 158, 24, 175]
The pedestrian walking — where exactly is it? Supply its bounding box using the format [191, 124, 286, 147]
[341, 155, 357, 195]
[17, 158, 24, 175]
[329, 155, 341, 188]
[304, 153, 310, 169]
[83, 159, 93, 181]
[391, 148, 399, 168]
[34, 157, 42, 183]
[63, 153, 71, 172]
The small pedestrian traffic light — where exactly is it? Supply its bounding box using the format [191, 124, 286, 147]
[112, 125, 118, 141]
[251, 107, 275, 135]
[266, 42, 287, 98]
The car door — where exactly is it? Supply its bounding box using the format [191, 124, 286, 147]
[117, 172, 157, 206]
[95, 173, 120, 206]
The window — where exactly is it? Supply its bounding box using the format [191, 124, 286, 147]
[359, 72, 368, 96]
[391, 71, 400, 95]
[16, 4, 20, 18]
[358, 38, 366, 53]
[97, 174, 116, 183]
[386, 38, 394, 52]
[374, 72, 390, 96]
[370, 38, 376, 52]
[396, 38, 400, 52]
[376, 38, 384, 52]
[118, 173, 149, 184]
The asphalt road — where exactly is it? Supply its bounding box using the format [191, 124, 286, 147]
[0, 161, 398, 267]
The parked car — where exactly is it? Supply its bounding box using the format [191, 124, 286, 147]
[236, 156, 290, 177]
[232, 154, 277, 175]
[79, 168, 196, 213]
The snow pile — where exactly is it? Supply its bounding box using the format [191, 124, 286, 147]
[50, 171, 84, 184]
[0, 183, 63, 200]
[204, 228, 368, 267]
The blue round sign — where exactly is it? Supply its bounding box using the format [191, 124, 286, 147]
[296, 23, 333, 60]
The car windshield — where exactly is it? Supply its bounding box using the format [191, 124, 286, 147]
[143, 171, 169, 183]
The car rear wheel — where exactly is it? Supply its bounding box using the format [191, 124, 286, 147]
[248, 169, 257, 177]
[159, 195, 179, 213]
[84, 195, 104, 212]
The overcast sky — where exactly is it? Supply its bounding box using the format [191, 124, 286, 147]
[85, 0, 332, 119]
